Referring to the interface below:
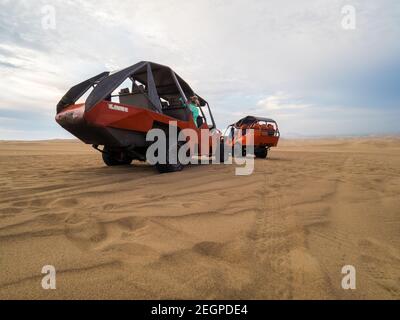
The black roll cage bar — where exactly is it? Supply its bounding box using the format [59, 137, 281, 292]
[223, 119, 280, 137]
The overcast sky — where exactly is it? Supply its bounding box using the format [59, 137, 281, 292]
[0, 0, 399, 139]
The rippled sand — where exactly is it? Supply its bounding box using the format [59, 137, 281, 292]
[0, 138, 399, 299]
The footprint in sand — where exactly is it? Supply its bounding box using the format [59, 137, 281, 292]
[103, 203, 115, 211]
[0, 207, 23, 215]
[64, 219, 108, 250]
[12, 200, 28, 207]
[51, 197, 79, 208]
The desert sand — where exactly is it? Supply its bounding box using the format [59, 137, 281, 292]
[0, 138, 399, 299]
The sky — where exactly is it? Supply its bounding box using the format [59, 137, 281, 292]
[0, 0, 399, 140]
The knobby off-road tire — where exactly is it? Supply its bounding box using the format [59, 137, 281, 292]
[254, 147, 268, 159]
[232, 143, 246, 157]
[219, 142, 229, 163]
[102, 147, 133, 166]
[155, 141, 185, 173]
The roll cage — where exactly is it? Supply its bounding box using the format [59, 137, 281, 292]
[57, 61, 216, 129]
[223, 116, 280, 137]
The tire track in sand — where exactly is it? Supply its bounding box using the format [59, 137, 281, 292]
[250, 159, 294, 299]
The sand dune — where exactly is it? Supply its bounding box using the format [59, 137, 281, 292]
[0, 138, 399, 299]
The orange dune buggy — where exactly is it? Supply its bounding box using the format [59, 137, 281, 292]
[220, 116, 280, 160]
[55, 61, 220, 173]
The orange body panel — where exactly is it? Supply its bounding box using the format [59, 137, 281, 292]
[56, 101, 219, 155]
[225, 128, 280, 148]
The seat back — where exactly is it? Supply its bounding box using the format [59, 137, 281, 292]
[163, 106, 192, 122]
[118, 86, 153, 110]
[119, 94, 153, 109]
[168, 96, 182, 107]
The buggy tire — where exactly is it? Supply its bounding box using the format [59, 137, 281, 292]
[219, 142, 229, 163]
[254, 147, 268, 159]
[232, 143, 246, 157]
[155, 141, 185, 173]
[102, 147, 132, 166]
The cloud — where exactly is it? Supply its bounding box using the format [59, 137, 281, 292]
[0, 0, 399, 139]
[257, 92, 311, 112]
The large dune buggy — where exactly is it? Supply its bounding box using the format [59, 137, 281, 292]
[220, 116, 280, 161]
[56, 61, 220, 173]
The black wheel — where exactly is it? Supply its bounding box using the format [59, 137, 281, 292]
[232, 143, 246, 157]
[102, 147, 132, 166]
[155, 141, 185, 173]
[254, 147, 268, 159]
[219, 141, 229, 163]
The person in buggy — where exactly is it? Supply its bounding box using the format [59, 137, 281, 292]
[180, 95, 201, 127]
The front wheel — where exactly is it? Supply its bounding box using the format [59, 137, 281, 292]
[219, 142, 229, 163]
[155, 141, 185, 173]
[102, 147, 132, 166]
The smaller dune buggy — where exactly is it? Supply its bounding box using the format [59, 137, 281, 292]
[220, 116, 280, 161]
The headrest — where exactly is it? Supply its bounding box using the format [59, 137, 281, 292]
[132, 85, 145, 94]
[119, 88, 130, 94]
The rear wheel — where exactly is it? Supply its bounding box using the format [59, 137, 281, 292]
[232, 143, 246, 157]
[102, 147, 132, 166]
[254, 147, 268, 159]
